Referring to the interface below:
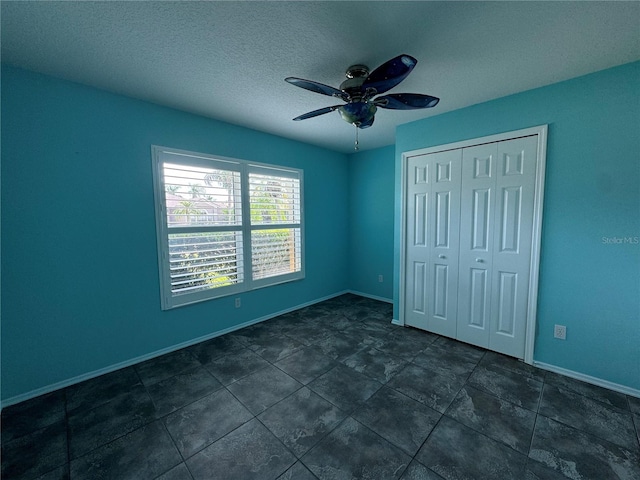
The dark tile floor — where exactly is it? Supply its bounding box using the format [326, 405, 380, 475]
[2, 294, 639, 480]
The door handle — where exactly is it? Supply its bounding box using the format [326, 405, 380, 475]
[475, 258, 484, 263]
[439, 254, 446, 259]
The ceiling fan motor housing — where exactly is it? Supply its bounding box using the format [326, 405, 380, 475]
[345, 64, 369, 79]
[340, 65, 370, 100]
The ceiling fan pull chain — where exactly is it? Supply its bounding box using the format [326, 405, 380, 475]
[354, 125, 359, 151]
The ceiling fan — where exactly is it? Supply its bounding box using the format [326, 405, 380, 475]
[285, 54, 439, 143]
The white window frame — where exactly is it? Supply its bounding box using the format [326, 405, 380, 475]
[151, 146, 305, 309]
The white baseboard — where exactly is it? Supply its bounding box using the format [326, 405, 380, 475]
[533, 361, 640, 399]
[347, 290, 393, 304]
[0, 291, 351, 409]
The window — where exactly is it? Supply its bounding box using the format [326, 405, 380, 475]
[152, 146, 304, 309]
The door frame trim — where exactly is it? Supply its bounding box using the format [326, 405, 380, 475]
[399, 125, 548, 364]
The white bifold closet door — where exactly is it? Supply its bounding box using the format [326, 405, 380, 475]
[404, 134, 538, 359]
[405, 149, 461, 337]
[457, 136, 538, 358]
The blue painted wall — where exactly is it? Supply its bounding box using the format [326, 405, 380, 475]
[347, 145, 395, 301]
[1, 66, 350, 401]
[3, 61, 638, 401]
[394, 61, 640, 390]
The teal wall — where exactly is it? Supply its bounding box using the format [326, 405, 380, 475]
[394, 61, 640, 390]
[1, 66, 350, 401]
[3, 61, 638, 401]
[347, 145, 395, 301]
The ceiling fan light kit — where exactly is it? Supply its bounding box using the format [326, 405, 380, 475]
[285, 54, 440, 149]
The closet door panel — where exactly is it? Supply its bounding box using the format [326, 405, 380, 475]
[427, 151, 462, 337]
[404, 150, 461, 337]
[489, 136, 538, 357]
[411, 261, 428, 315]
[468, 267, 489, 328]
[457, 143, 497, 348]
[495, 271, 518, 335]
[405, 156, 431, 330]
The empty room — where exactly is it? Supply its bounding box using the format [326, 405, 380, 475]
[1, 2, 639, 479]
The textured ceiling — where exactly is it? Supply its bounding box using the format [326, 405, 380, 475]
[2, 1, 639, 153]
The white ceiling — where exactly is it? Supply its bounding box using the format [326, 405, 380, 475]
[2, 1, 639, 153]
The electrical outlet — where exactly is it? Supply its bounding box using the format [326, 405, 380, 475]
[554, 324, 566, 340]
[235, 297, 241, 308]
[378, 275, 383, 283]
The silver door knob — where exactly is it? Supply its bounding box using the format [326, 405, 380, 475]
[475, 258, 484, 263]
[439, 254, 446, 259]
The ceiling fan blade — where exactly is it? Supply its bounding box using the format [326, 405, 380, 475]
[361, 54, 417, 95]
[285, 77, 347, 99]
[292, 105, 341, 121]
[374, 93, 440, 110]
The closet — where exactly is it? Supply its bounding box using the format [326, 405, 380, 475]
[402, 127, 546, 361]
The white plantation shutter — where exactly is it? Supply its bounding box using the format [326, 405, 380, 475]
[163, 162, 242, 228]
[152, 147, 304, 309]
[251, 228, 302, 280]
[248, 171, 301, 225]
[168, 231, 244, 294]
[248, 167, 303, 283]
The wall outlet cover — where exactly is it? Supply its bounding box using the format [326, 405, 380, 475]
[554, 324, 567, 340]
